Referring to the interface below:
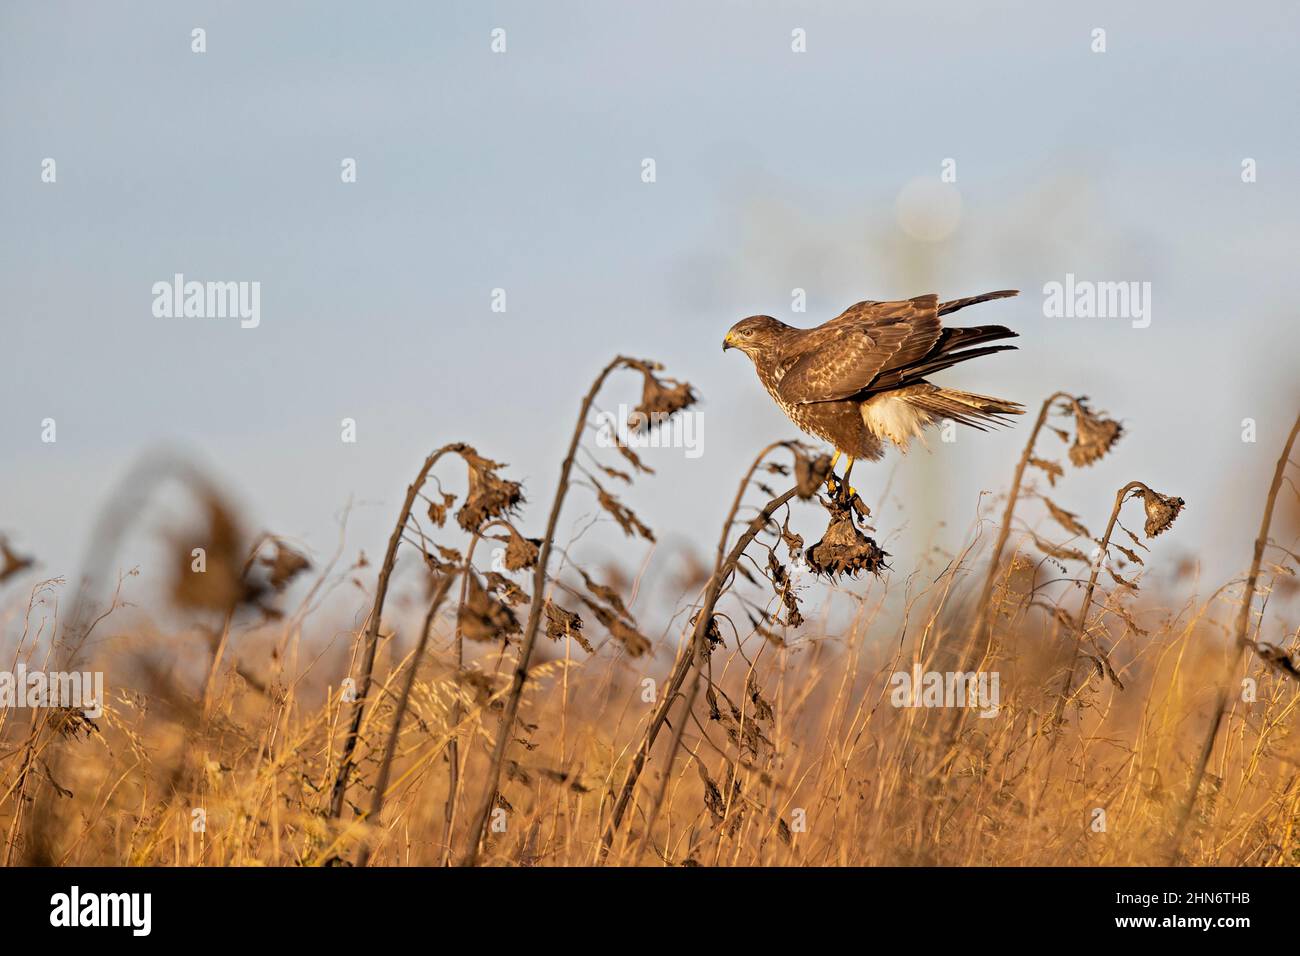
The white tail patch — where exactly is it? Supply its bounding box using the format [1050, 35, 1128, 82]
[861, 392, 934, 451]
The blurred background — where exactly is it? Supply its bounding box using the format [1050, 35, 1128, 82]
[2, 1, 1298, 621]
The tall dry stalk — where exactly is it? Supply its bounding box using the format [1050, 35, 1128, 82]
[1055, 479, 1151, 709]
[359, 568, 458, 867]
[328, 443, 467, 819]
[7, 410, 1298, 866]
[459, 357, 664, 865]
[970, 392, 1121, 666]
[974, 391, 1073, 636]
[198, 532, 270, 721]
[1170, 409, 1300, 858]
[947, 392, 1071, 748]
[441, 554, 472, 865]
[23, 451, 257, 863]
[601, 443, 806, 856]
[437, 519, 517, 865]
[629, 486, 800, 862]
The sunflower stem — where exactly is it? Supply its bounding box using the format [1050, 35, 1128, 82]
[1055, 480, 1149, 711]
[602, 444, 802, 861]
[970, 391, 1073, 666]
[1169, 409, 1300, 861]
[459, 357, 647, 866]
[328, 443, 467, 821]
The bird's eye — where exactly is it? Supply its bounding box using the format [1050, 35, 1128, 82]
[742, 329, 753, 337]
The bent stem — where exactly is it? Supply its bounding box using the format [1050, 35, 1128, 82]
[328, 442, 467, 820]
[199, 533, 270, 722]
[440, 554, 472, 866]
[438, 519, 513, 865]
[714, 441, 803, 569]
[458, 357, 646, 866]
[26, 450, 230, 864]
[970, 391, 1072, 665]
[631, 486, 800, 863]
[942, 394, 1071, 754]
[602, 448, 801, 860]
[1170, 409, 1300, 860]
[1055, 479, 1149, 717]
[360, 568, 458, 866]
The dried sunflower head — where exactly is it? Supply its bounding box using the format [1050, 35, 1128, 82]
[170, 494, 256, 612]
[456, 450, 524, 532]
[805, 512, 889, 580]
[1067, 399, 1123, 467]
[794, 451, 834, 499]
[629, 369, 698, 430]
[1138, 487, 1184, 538]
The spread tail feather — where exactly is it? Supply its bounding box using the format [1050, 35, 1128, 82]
[902, 385, 1024, 431]
[894, 341, 1017, 383]
[860, 384, 1023, 452]
[937, 289, 1018, 316]
[872, 325, 1019, 391]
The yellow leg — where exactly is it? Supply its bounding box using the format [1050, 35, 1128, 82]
[825, 450, 841, 492]
[842, 457, 857, 500]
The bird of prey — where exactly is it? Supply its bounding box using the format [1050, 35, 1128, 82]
[723, 290, 1023, 494]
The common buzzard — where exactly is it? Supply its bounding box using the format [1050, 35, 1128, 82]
[724, 290, 1023, 491]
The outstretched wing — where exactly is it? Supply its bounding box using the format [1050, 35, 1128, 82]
[775, 295, 943, 404]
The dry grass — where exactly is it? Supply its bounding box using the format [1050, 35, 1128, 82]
[1, 364, 1297, 868]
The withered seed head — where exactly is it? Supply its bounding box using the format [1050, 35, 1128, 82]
[794, 452, 834, 499]
[630, 371, 698, 430]
[805, 513, 889, 580]
[1138, 487, 1185, 538]
[170, 494, 255, 613]
[457, 452, 524, 532]
[1067, 399, 1123, 467]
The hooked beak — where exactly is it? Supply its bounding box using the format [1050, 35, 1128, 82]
[722, 331, 735, 352]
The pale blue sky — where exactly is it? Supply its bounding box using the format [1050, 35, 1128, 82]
[2, 2, 1298, 614]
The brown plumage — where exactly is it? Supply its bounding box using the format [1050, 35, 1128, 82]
[723, 291, 1023, 463]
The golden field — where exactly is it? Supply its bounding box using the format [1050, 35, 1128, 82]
[2, 361, 1297, 868]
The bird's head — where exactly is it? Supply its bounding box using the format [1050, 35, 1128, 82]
[723, 315, 786, 358]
